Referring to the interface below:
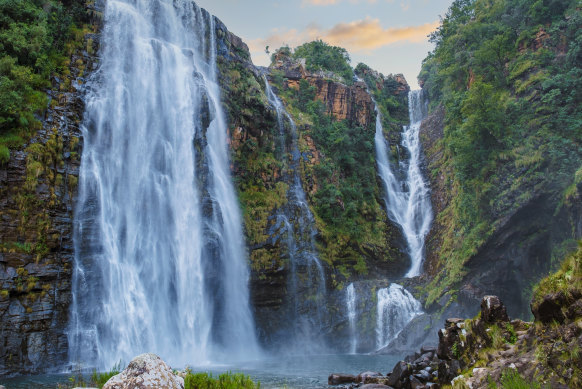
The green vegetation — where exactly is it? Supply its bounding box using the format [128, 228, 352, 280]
[184, 371, 260, 389]
[0, 0, 88, 164]
[494, 369, 544, 389]
[419, 0, 582, 305]
[533, 240, 581, 305]
[272, 40, 354, 84]
[267, 58, 400, 280]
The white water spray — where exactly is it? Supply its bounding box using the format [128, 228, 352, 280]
[375, 90, 433, 277]
[69, 0, 259, 369]
[346, 283, 357, 354]
[375, 284, 423, 349]
[264, 78, 327, 351]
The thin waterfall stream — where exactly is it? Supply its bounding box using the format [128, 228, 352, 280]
[372, 89, 432, 350]
[264, 77, 327, 352]
[375, 90, 433, 278]
[69, 0, 259, 369]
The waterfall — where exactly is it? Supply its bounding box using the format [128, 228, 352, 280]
[68, 0, 259, 369]
[346, 283, 357, 354]
[264, 78, 327, 351]
[375, 284, 422, 349]
[375, 90, 433, 277]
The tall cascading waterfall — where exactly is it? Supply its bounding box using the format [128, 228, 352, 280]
[345, 283, 357, 354]
[375, 90, 432, 277]
[264, 78, 327, 351]
[372, 89, 431, 350]
[375, 284, 423, 349]
[68, 0, 259, 369]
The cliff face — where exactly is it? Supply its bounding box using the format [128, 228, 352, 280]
[0, 20, 100, 375]
[420, 104, 582, 320]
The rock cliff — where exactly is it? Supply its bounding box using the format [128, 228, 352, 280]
[0, 13, 101, 375]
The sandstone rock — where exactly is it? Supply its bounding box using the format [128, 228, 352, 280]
[481, 296, 509, 323]
[328, 373, 357, 385]
[102, 354, 184, 389]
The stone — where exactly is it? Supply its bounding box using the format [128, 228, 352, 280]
[481, 296, 509, 323]
[532, 292, 567, 324]
[328, 373, 357, 385]
[102, 354, 184, 389]
[357, 371, 384, 383]
[409, 375, 424, 389]
[387, 361, 411, 387]
[360, 385, 393, 389]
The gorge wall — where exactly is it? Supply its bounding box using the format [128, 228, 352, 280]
[0, 3, 101, 374]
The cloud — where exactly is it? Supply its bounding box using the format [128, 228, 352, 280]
[248, 18, 439, 57]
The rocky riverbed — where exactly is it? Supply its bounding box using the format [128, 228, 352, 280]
[328, 293, 582, 389]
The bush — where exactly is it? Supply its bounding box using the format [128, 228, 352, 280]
[184, 371, 260, 389]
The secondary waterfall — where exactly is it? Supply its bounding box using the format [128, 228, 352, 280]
[264, 78, 327, 351]
[346, 283, 357, 354]
[375, 90, 432, 277]
[375, 284, 423, 349]
[69, 0, 259, 369]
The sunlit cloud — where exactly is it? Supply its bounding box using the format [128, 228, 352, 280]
[248, 18, 439, 59]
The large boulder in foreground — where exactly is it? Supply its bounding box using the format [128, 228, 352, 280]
[103, 353, 184, 389]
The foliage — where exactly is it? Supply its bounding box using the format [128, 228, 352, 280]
[265, 60, 402, 280]
[533, 241, 581, 305]
[498, 368, 543, 389]
[292, 40, 353, 83]
[419, 0, 582, 305]
[0, 0, 88, 157]
[91, 362, 122, 388]
[184, 371, 260, 389]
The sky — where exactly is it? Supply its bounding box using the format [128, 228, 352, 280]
[195, 0, 453, 89]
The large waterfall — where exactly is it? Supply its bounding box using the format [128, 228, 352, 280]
[375, 90, 433, 277]
[264, 78, 327, 351]
[69, 0, 259, 369]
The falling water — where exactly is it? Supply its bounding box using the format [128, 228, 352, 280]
[346, 283, 357, 354]
[69, 0, 259, 369]
[375, 90, 433, 277]
[375, 284, 423, 349]
[264, 78, 327, 351]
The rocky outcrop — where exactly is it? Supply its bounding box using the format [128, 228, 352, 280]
[271, 55, 375, 128]
[0, 13, 100, 375]
[102, 354, 184, 389]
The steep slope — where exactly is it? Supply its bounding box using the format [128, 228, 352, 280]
[418, 0, 582, 319]
[0, 1, 99, 375]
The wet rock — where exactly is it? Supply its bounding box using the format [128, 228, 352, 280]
[532, 292, 568, 324]
[103, 354, 184, 389]
[357, 371, 384, 383]
[481, 296, 509, 323]
[387, 361, 411, 387]
[329, 373, 357, 385]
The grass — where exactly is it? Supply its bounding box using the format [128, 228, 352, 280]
[184, 371, 260, 389]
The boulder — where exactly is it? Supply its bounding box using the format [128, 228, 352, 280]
[481, 296, 509, 323]
[360, 385, 394, 389]
[102, 354, 184, 389]
[357, 371, 384, 383]
[387, 361, 411, 387]
[328, 373, 357, 385]
[532, 292, 568, 324]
